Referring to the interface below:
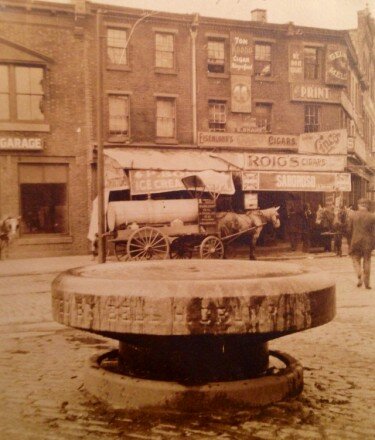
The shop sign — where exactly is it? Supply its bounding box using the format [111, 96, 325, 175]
[198, 198, 217, 226]
[325, 45, 348, 86]
[245, 153, 346, 171]
[299, 129, 347, 155]
[198, 132, 299, 150]
[230, 33, 253, 74]
[129, 170, 234, 195]
[242, 171, 351, 192]
[291, 84, 341, 103]
[0, 136, 43, 150]
[231, 75, 251, 113]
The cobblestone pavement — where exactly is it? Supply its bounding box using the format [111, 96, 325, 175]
[0, 254, 374, 439]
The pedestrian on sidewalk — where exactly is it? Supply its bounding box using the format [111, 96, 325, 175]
[333, 205, 348, 257]
[347, 198, 375, 289]
[301, 203, 314, 252]
[287, 204, 302, 251]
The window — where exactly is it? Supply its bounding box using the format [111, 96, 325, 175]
[208, 100, 226, 131]
[304, 105, 320, 132]
[207, 39, 225, 73]
[254, 43, 271, 77]
[107, 28, 127, 65]
[155, 32, 174, 69]
[255, 103, 272, 132]
[0, 64, 44, 122]
[156, 97, 176, 138]
[19, 164, 68, 235]
[108, 95, 129, 135]
[304, 47, 321, 80]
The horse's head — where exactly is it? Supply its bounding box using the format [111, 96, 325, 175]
[260, 206, 281, 229]
[1, 216, 21, 241]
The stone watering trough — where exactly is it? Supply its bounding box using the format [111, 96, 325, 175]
[51, 259, 335, 410]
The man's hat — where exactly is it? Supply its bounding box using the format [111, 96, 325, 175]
[358, 198, 370, 207]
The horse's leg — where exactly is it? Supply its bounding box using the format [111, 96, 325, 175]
[249, 233, 256, 260]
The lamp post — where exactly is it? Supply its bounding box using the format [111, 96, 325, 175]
[96, 9, 105, 263]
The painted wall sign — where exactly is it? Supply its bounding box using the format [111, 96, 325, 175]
[230, 33, 253, 74]
[0, 137, 43, 150]
[198, 132, 299, 150]
[291, 84, 342, 103]
[288, 43, 304, 82]
[325, 45, 348, 86]
[242, 171, 351, 192]
[245, 153, 346, 172]
[231, 75, 251, 113]
[299, 129, 347, 155]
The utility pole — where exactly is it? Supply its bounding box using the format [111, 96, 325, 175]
[96, 9, 106, 263]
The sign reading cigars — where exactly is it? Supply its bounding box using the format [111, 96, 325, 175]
[230, 33, 252, 114]
[242, 171, 351, 192]
[246, 153, 346, 172]
[198, 132, 299, 150]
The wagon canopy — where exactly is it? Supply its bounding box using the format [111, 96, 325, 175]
[104, 149, 235, 196]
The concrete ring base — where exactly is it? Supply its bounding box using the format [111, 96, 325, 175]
[84, 349, 303, 411]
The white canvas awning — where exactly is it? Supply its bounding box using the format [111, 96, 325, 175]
[104, 148, 244, 171]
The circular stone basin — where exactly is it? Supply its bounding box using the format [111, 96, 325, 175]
[52, 259, 336, 338]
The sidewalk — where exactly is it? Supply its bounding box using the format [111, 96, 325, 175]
[0, 252, 374, 439]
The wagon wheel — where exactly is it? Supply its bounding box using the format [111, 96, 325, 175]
[114, 241, 129, 261]
[127, 227, 170, 261]
[170, 238, 193, 259]
[199, 235, 225, 259]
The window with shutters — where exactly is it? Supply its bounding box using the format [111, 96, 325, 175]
[156, 97, 176, 138]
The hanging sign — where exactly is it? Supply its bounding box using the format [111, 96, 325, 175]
[231, 75, 251, 113]
[325, 45, 348, 86]
[299, 129, 347, 155]
[242, 171, 351, 192]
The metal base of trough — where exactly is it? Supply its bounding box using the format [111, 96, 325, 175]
[85, 349, 303, 411]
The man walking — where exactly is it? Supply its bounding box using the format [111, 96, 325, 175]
[348, 198, 375, 289]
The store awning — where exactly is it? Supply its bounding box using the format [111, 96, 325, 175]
[104, 148, 244, 172]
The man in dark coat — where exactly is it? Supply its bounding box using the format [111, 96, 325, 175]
[347, 198, 375, 289]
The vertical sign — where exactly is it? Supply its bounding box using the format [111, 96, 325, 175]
[325, 44, 348, 86]
[288, 43, 304, 82]
[230, 33, 252, 113]
[198, 198, 217, 227]
[230, 33, 253, 74]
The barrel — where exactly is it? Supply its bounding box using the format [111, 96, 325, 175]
[107, 199, 199, 231]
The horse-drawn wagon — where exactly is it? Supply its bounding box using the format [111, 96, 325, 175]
[106, 174, 280, 261]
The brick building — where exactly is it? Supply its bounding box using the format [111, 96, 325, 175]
[1, 0, 374, 257]
[0, 0, 91, 257]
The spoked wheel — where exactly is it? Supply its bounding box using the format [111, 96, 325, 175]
[114, 242, 129, 261]
[199, 235, 225, 259]
[170, 238, 193, 259]
[127, 227, 170, 260]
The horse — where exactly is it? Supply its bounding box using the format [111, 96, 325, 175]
[0, 216, 21, 259]
[217, 206, 281, 260]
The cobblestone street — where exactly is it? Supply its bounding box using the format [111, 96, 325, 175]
[0, 254, 374, 439]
